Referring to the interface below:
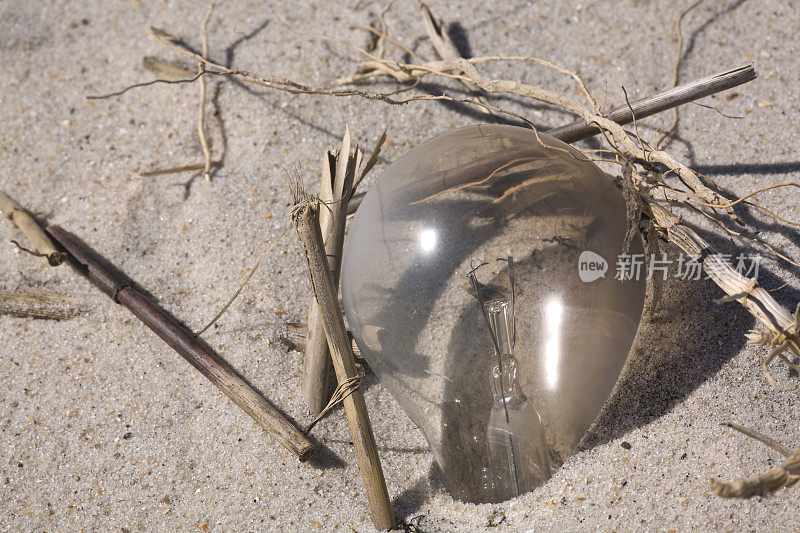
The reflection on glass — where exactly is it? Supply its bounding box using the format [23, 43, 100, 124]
[418, 227, 437, 253]
[543, 298, 564, 390]
[341, 124, 646, 503]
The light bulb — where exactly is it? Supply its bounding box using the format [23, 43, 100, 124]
[341, 124, 645, 503]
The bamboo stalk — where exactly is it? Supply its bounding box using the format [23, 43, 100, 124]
[0, 190, 65, 266]
[291, 195, 394, 530]
[45, 225, 315, 462]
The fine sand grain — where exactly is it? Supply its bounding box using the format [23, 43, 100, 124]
[1, 1, 798, 530]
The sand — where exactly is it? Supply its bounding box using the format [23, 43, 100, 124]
[1, 0, 799, 530]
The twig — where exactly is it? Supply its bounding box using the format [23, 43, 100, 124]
[45, 224, 315, 462]
[546, 64, 756, 143]
[291, 185, 394, 530]
[133, 27, 533, 127]
[655, 0, 707, 149]
[721, 422, 793, 457]
[131, 19, 754, 222]
[335, 43, 750, 218]
[342, 66, 756, 217]
[711, 422, 799, 498]
[86, 72, 207, 100]
[198, 1, 215, 182]
[0, 190, 65, 266]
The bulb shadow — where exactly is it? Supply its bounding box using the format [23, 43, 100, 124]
[579, 246, 759, 450]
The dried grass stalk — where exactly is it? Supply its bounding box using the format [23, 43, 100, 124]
[46, 224, 316, 462]
[711, 423, 799, 498]
[0, 288, 82, 320]
[303, 127, 362, 415]
[0, 190, 65, 266]
[291, 188, 394, 530]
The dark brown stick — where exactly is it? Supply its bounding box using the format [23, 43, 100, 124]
[45, 225, 315, 462]
[292, 197, 394, 530]
[546, 64, 756, 143]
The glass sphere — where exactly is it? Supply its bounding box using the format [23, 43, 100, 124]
[341, 124, 645, 503]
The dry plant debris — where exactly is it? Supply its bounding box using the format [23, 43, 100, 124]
[711, 423, 800, 498]
[79, 0, 800, 503]
[0, 288, 83, 320]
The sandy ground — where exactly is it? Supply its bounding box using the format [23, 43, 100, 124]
[1, 0, 799, 531]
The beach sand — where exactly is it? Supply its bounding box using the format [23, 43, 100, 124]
[1, 1, 798, 530]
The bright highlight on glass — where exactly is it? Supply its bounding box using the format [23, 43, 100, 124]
[418, 228, 437, 253]
[543, 298, 564, 390]
[342, 125, 646, 503]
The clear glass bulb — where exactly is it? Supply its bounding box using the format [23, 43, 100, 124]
[341, 124, 645, 503]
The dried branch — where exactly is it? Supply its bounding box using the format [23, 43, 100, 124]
[343, 54, 741, 219]
[644, 201, 800, 382]
[711, 422, 799, 498]
[547, 64, 756, 143]
[95, 26, 529, 127]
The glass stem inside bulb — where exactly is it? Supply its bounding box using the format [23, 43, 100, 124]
[485, 299, 520, 415]
[483, 297, 551, 501]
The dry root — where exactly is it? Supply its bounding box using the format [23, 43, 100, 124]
[711, 423, 800, 498]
